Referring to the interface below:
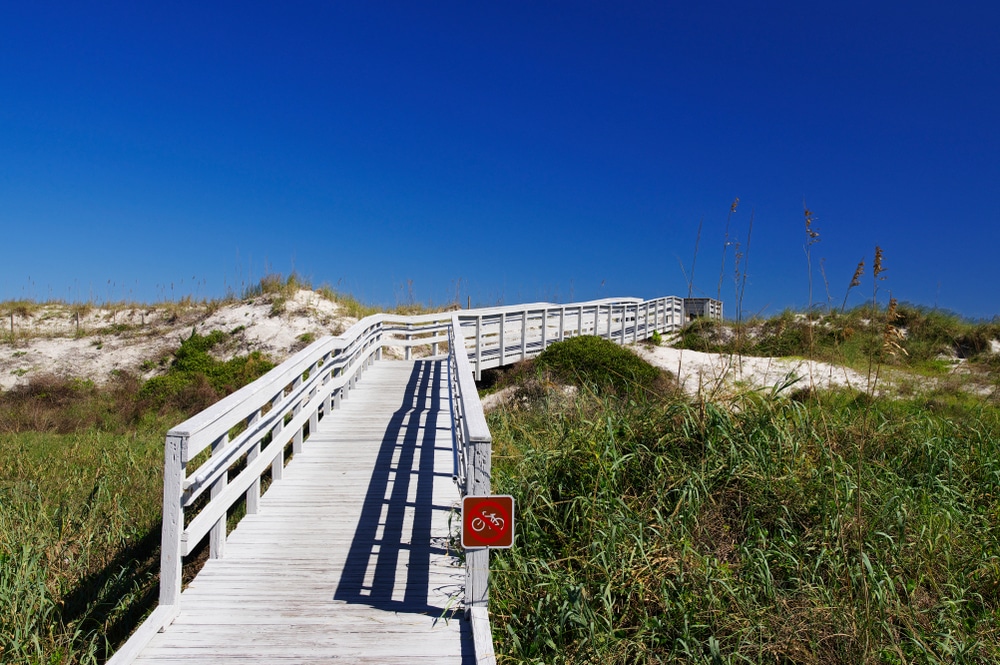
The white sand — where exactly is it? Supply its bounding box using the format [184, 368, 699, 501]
[0, 290, 365, 390]
[633, 344, 874, 398]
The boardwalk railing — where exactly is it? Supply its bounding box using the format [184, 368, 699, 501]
[456, 296, 685, 379]
[109, 295, 696, 664]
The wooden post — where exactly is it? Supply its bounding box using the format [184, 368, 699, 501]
[209, 432, 229, 559]
[499, 312, 505, 366]
[540, 308, 547, 351]
[475, 316, 482, 381]
[292, 376, 304, 454]
[520, 312, 527, 361]
[270, 393, 284, 481]
[308, 386, 319, 445]
[160, 434, 186, 606]
[465, 436, 492, 611]
[246, 410, 261, 515]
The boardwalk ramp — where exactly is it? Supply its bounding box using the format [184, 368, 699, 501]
[108, 297, 698, 663]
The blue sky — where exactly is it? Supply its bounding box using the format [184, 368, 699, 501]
[3, 2, 998, 317]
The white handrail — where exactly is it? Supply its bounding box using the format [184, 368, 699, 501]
[108, 294, 705, 665]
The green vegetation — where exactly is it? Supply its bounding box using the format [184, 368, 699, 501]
[4, 269, 1000, 664]
[679, 304, 1000, 377]
[139, 330, 273, 413]
[535, 335, 670, 397]
[488, 342, 1000, 663]
[1, 428, 164, 664]
[0, 328, 273, 664]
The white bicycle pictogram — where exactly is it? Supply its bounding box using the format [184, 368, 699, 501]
[471, 512, 505, 533]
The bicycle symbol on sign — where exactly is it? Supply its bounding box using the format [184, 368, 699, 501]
[462, 495, 515, 548]
[471, 511, 505, 533]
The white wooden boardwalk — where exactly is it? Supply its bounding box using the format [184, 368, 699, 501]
[135, 359, 473, 664]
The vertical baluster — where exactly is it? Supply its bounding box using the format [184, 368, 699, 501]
[540, 308, 547, 351]
[270, 392, 285, 481]
[308, 380, 319, 446]
[246, 408, 262, 515]
[499, 312, 505, 366]
[475, 315, 482, 381]
[520, 311, 527, 361]
[209, 432, 230, 559]
[292, 375, 305, 454]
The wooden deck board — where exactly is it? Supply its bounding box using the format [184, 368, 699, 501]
[135, 359, 472, 664]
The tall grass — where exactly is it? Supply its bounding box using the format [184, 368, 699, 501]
[0, 326, 276, 664]
[486, 350, 1000, 663]
[0, 428, 166, 664]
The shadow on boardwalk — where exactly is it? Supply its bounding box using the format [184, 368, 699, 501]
[335, 359, 467, 620]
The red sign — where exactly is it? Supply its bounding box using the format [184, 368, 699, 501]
[462, 495, 515, 549]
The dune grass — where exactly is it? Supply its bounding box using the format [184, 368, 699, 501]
[678, 304, 1000, 378]
[0, 426, 166, 664]
[486, 343, 1000, 664]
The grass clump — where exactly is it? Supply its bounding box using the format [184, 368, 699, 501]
[0, 374, 147, 434]
[535, 335, 670, 397]
[316, 285, 380, 320]
[487, 380, 1000, 663]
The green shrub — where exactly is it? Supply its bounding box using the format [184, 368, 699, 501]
[536, 336, 665, 396]
[677, 317, 726, 353]
[139, 330, 273, 412]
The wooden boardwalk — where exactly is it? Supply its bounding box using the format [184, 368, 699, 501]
[135, 359, 473, 664]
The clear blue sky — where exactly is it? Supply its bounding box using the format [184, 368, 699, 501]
[3, 2, 998, 317]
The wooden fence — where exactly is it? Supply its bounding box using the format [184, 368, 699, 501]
[108, 296, 689, 664]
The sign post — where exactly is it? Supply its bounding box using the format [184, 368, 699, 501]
[461, 495, 515, 549]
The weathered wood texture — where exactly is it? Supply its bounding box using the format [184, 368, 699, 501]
[134, 360, 473, 664]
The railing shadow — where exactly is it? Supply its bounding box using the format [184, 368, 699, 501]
[57, 519, 161, 663]
[334, 360, 467, 632]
